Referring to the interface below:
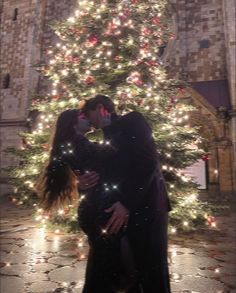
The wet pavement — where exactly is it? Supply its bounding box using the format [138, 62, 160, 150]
[0, 197, 236, 293]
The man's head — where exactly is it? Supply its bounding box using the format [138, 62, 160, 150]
[82, 95, 115, 128]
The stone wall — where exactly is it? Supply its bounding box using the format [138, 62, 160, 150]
[164, 0, 235, 195]
[222, 0, 236, 194]
[0, 0, 76, 195]
[166, 0, 227, 82]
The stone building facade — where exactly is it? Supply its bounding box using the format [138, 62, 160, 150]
[0, 0, 235, 197]
[165, 0, 236, 197]
[0, 0, 76, 195]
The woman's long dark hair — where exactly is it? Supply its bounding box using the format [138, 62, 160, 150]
[37, 109, 79, 212]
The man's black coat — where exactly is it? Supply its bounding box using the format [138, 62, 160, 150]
[103, 111, 171, 292]
[103, 111, 171, 217]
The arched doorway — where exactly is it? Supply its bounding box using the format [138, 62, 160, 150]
[187, 88, 233, 197]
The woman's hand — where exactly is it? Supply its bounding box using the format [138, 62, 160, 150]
[104, 201, 129, 234]
[75, 171, 100, 190]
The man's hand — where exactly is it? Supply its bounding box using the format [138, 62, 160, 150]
[76, 171, 99, 190]
[104, 201, 129, 234]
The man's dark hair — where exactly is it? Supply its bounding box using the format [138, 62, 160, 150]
[82, 95, 115, 114]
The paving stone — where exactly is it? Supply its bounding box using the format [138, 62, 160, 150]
[58, 250, 78, 257]
[49, 265, 85, 283]
[48, 256, 77, 266]
[1, 252, 29, 264]
[197, 267, 222, 278]
[220, 275, 236, 288]
[170, 263, 199, 275]
[171, 254, 219, 268]
[22, 271, 49, 283]
[0, 238, 16, 244]
[171, 275, 225, 292]
[0, 251, 8, 258]
[0, 244, 21, 252]
[28, 281, 58, 293]
[0, 263, 31, 276]
[218, 263, 236, 274]
[0, 275, 24, 293]
[169, 247, 196, 254]
[31, 263, 58, 272]
[214, 253, 236, 263]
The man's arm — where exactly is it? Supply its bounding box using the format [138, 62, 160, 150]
[104, 111, 158, 234]
[119, 111, 158, 212]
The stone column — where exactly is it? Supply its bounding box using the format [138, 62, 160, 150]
[222, 0, 236, 195]
[218, 142, 234, 194]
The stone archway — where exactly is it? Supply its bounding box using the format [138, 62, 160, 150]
[187, 88, 234, 196]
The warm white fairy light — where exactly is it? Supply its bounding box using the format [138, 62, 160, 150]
[172, 250, 177, 257]
[211, 222, 216, 228]
[58, 209, 65, 215]
[36, 215, 42, 221]
[68, 17, 75, 23]
[171, 227, 176, 233]
[59, 101, 66, 108]
[62, 69, 68, 76]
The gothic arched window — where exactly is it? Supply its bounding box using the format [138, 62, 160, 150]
[3, 74, 11, 89]
[13, 8, 18, 21]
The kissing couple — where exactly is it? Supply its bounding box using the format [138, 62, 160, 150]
[38, 95, 172, 293]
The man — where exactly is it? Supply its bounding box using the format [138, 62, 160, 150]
[79, 95, 172, 292]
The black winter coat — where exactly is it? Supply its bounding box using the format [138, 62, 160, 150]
[102, 111, 171, 226]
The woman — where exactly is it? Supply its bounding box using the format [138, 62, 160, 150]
[37, 109, 136, 293]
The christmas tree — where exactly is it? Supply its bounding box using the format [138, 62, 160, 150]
[5, 0, 214, 234]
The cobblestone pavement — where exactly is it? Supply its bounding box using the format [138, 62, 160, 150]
[0, 197, 236, 293]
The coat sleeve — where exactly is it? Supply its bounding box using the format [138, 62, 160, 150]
[63, 134, 117, 174]
[118, 112, 159, 212]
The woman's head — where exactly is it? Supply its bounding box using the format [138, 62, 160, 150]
[51, 109, 90, 153]
[37, 109, 90, 212]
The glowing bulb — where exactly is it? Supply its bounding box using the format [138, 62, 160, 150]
[171, 228, 176, 233]
[68, 17, 75, 23]
[58, 209, 64, 215]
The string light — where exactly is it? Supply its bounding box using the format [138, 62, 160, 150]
[171, 228, 176, 233]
